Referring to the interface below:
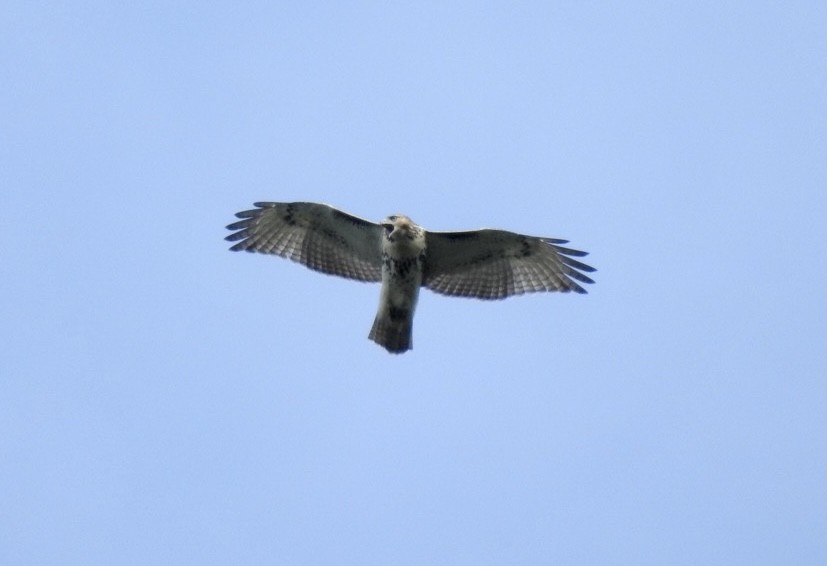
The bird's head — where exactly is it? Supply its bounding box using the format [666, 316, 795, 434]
[380, 214, 422, 243]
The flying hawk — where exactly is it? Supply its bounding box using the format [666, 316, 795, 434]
[226, 202, 595, 353]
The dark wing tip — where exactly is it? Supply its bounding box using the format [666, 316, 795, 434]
[545, 239, 597, 289]
[228, 241, 252, 251]
[545, 242, 589, 258]
[226, 218, 252, 231]
[569, 271, 596, 285]
[563, 265, 596, 288]
[546, 242, 597, 273]
[556, 285, 587, 294]
[226, 207, 262, 248]
[225, 231, 247, 243]
[225, 224, 253, 248]
[233, 208, 262, 219]
[559, 254, 597, 274]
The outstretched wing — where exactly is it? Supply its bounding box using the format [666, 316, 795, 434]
[423, 229, 596, 299]
[226, 202, 384, 282]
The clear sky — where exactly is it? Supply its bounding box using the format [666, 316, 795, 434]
[2, 2, 824, 564]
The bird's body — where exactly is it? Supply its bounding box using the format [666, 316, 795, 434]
[226, 202, 595, 354]
[369, 215, 426, 352]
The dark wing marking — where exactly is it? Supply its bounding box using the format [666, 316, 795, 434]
[226, 202, 383, 282]
[423, 229, 595, 299]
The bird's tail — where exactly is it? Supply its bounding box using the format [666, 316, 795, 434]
[369, 309, 413, 354]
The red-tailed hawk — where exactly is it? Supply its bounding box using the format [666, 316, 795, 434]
[226, 202, 595, 353]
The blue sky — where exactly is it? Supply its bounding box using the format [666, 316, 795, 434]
[1, 2, 824, 564]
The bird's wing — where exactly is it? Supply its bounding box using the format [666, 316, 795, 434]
[226, 202, 383, 282]
[423, 229, 596, 299]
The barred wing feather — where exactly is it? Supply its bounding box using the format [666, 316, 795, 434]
[423, 229, 595, 299]
[225, 202, 384, 282]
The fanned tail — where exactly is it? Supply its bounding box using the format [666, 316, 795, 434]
[369, 311, 413, 354]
